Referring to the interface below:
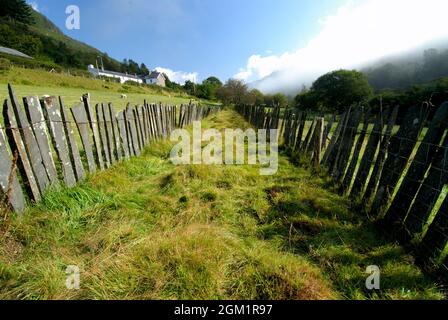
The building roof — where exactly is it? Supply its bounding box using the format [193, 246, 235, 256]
[143, 71, 165, 80]
[0, 46, 33, 59]
[100, 69, 141, 80]
[88, 65, 141, 80]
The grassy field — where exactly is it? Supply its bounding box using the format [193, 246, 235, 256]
[0, 109, 443, 300]
[0, 67, 217, 109]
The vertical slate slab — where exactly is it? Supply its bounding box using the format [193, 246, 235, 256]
[156, 104, 164, 138]
[42, 97, 77, 187]
[312, 117, 325, 167]
[96, 103, 111, 168]
[323, 113, 337, 150]
[136, 106, 146, 147]
[148, 104, 157, 139]
[23, 95, 58, 185]
[362, 106, 399, 205]
[340, 109, 371, 194]
[304, 120, 317, 154]
[71, 104, 96, 173]
[116, 110, 130, 160]
[322, 110, 348, 167]
[294, 112, 307, 150]
[141, 105, 149, 144]
[370, 105, 427, 217]
[149, 104, 159, 140]
[150, 104, 157, 139]
[125, 106, 136, 157]
[3, 99, 41, 201]
[147, 104, 154, 140]
[125, 105, 140, 156]
[59, 97, 85, 181]
[288, 112, 298, 146]
[109, 104, 123, 161]
[332, 107, 363, 181]
[83, 94, 105, 170]
[419, 194, 448, 262]
[8, 85, 49, 193]
[139, 105, 148, 146]
[0, 126, 26, 213]
[102, 103, 116, 164]
[402, 135, 448, 239]
[383, 102, 448, 229]
[350, 108, 387, 199]
[133, 107, 144, 150]
[179, 104, 184, 128]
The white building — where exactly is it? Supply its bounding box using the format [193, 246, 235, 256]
[87, 65, 143, 84]
[142, 71, 166, 87]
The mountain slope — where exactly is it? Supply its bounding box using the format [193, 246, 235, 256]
[0, 8, 122, 72]
[250, 39, 448, 95]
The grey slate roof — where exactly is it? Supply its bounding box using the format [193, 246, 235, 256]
[143, 71, 165, 79]
[0, 46, 33, 59]
[99, 69, 141, 80]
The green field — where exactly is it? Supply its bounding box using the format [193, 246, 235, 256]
[0, 84, 194, 110]
[0, 109, 443, 300]
[0, 67, 217, 110]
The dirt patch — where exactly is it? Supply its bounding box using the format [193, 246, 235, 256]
[292, 219, 324, 236]
[265, 186, 291, 204]
[1, 232, 24, 263]
[216, 180, 232, 190]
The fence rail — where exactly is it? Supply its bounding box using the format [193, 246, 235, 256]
[236, 102, 448, 277]
[0, 84, 218, 213]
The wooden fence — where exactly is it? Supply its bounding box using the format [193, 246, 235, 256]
[0, 84, 218, 213]
[236, 103, 448, 276]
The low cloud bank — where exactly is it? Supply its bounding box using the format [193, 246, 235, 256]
[154, 67, 198, 85]
[235, 0, 448, 94]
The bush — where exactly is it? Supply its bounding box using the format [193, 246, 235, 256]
[0, 57, 11, 70]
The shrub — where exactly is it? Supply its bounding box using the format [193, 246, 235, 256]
[0, 57, 11, 70]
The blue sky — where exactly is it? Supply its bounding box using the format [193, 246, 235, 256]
[29, 0, 347, 82]
[29, 0, 448, 90]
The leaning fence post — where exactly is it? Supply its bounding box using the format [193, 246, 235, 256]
[313, 117, 324, 167]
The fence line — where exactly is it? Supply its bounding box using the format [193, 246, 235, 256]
[236, 102, 448, 277]
[0, 84, 219, 213]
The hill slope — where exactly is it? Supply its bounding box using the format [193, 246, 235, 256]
[0, 8, 123, 72]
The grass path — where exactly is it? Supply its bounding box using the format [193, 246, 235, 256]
[0, 109, 444, 300]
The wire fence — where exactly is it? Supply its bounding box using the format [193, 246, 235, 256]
[236, 102, 448, 278]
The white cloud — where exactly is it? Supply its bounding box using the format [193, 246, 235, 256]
[29, 1, 39, 12]
[236, 0, 448, 94]
[154, 67, 198, 85]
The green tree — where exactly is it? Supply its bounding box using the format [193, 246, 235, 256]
[0, 0, 34, 25]
[272, 93, 288, 107]
[248, 89, 264, 105]
[140, 63, 149, 75]
[197, 76, 223, 100]
[216, 79, 248, 105]
[183, 80, 196, 95]
[203, 76, 222, 87]
[307, 69, 373, 112]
